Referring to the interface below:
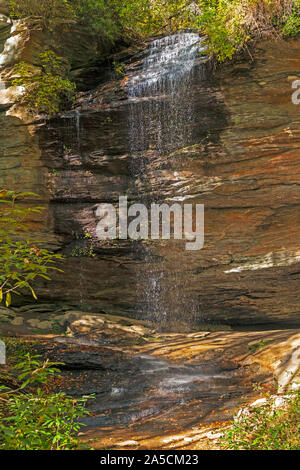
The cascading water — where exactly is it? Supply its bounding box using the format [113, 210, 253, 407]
[127, 32, 207, 328]
[0, 19, 24, 104]
[128, 32, 205, 158]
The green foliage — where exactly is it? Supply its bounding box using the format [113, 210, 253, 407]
[8, 1, 300, 69]
[0, 189, 63, 306]
[71, 0, 121, 39]
[12, 51, 76, 116]
[115, 0, 199, 37]
[282, 12, 300, 37]
[70, 244, 96, 258]
[196, 0, 300, 62]
[248, 339, 271, 353]
[8, 0, 200, 39]
[65, 0, 198, 39]
[0, 337, 40, 365]
[196, 1, 245, 61]
[145, 0, 200, 34]
[0, 354, 61, 397]
[13, 354, 61, 390]
[222, 392, 300, 450]
[0, 391, 90, 450]
[8, 0, 76, 30]
[113, 60, 126, 76]
[0, 355, 91, 450]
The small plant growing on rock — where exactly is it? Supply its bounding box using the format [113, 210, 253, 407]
[248, 339, 271, 353]
[113, 61, 126, 76]
[12, 50, 76, 116]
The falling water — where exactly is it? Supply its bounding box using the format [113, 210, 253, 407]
[0, 19, 24, 104]
[128, 32, 205, 158]
[127, 32, 207, 328]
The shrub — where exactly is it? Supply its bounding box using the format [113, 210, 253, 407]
[8, 0, 201, 40]
[12, 50, 76, 116]
[196, 0, 300, 62]
[0, 391, 90, 450]
[0, 189, 63, 306]
[196, 1, 244, 62]
[71, 0, 121, 39]
[282, 13, 300, 37]
[222, 392, 300, 450]
[0, 355, 91, 450]
[8, 0, 76, 30]
[114, 0, 199, 37]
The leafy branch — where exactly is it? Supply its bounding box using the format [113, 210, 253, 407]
[0, 189, 63, 306]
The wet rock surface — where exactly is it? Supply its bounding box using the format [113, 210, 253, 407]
[41, 341, 129, 371]
[1, 314, 299, 448]
[39, 331, 257, 438]
[67, 326, 298, 449]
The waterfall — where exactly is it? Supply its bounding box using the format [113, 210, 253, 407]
[128, 32, 204, 94]
[0, 19, 24, 106]
[128, 32, 205, 158]
[127, 32, 206, 328]
[0, 20, 20, 66]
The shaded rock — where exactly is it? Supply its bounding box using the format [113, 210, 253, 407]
[36, 320, 53, 330]
[33, 38, 300, 326]
[0, 1, 9, 16]
[27, 318, 52, 330]
[41, 342, 129, 371]
[0, 307, 15, 316]
[11, 317, 24, 326]
[0, 306, 16, 323]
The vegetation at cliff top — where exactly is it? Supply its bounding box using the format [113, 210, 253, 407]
[197, 0, 300, 61]
[8, 1, 300, 58]
[0, 189, 63, 306]
[8, 0, 76, 30]
[8, 1, 300, 114]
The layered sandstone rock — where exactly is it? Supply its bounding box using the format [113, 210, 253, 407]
[1, 28, 300, 326]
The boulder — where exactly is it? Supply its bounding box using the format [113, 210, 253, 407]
[11, 316, 24, 326]
[62, 310, 155, 345]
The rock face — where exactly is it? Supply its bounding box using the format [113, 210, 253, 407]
[1, 27, 300, 327]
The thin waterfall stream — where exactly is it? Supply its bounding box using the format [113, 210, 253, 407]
[127, 33, 207, 327]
